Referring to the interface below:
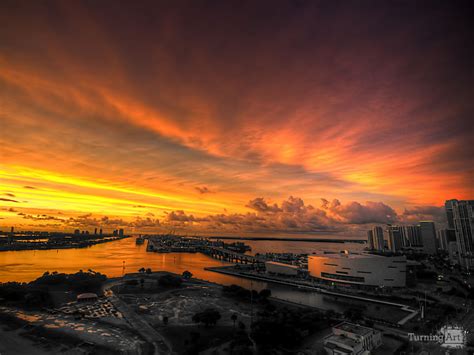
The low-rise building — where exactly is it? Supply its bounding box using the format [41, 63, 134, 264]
[324, 322, 382, 355]
[308, 251, 406, 288]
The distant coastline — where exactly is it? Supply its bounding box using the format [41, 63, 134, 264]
[0, 235, 130, 252]
[207, 236, 366, 244]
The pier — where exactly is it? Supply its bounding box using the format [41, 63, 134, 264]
[201, 246, 264, 264]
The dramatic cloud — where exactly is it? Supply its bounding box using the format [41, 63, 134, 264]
[195, 186, 213, 194]
[18, 213, 64, 222]
[325, 199, 398, 224]
[163, 197, 400, 234]
[0, 198, 19, 203]
[400, 206, 446, 224]
[0, 1, 471, 232]
[246, 198, 282, 213]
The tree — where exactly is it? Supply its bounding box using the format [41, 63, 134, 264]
[192, 308, 221, 327]
[231, 313, 238, 329]
[145, 268, 152, 274]
[182, 270, 193, 279]
[138, 267, 146, 273]
[158, 274, 182, 288]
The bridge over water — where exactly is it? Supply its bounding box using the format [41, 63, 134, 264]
[200, 246, 265, 264]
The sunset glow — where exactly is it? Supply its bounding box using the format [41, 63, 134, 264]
[1, 0, 472, 235]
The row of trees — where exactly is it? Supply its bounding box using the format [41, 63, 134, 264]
[0, 270, 107, 309]
[222, 284, 271, 302]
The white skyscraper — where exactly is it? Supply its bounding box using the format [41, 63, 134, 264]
[386, 225, 403, 252]
[372, 226, 385, 251]
[367, 230, 375, 250]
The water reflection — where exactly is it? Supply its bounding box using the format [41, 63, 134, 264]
[0, 237, 262, 290]
[0, 238, 407, 322]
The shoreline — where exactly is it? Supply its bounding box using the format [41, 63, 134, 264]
[205, 265, 417, 325]
[207, 236, 365, 243]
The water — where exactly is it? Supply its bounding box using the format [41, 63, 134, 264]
[0, 237, 250, 286]
[0, 237, 408, 322]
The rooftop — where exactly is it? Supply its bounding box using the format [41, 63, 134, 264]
[324, 334, 359, 349]
[334, 322, 373, 336]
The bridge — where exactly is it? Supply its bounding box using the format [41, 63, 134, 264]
[200, 246, 264, 265]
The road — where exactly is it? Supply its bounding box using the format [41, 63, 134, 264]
[103, 278, 173, 355]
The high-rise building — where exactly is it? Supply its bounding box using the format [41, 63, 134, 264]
[387, 225, 404, 252]
[119, 228, 124, 237]
[8, 226, 14, 243]
[99, 228, 103, 237]
[367, 230, 374, 250]
[445, 200, 474, 270]
[419, 221, 437, 254]
[437, 229, 456, 251]
[372, 226, 385, 251]
[448, 242, 459, 265]
[400, 225, 422, 247]
[94, 228, 97, 235]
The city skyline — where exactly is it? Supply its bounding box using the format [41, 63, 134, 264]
[1, 1, 473, 234]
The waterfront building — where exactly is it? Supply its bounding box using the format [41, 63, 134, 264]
[445, 199, 474, 270]
[324, 322, 382, 355]
[119, 229, 124, 237]
[265, 261, 299, 276]
[367, 230, 374, 250]
[419, 221, 437, 254]
[386, 225, 404, 252]
[308, 251, 406, 288]
[400, 225, 422, 247]
[372, 226, 385, 251]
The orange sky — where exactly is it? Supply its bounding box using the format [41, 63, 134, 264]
[0, 1, 472, 235]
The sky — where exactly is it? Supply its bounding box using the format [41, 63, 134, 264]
[0, 0, 473, 236]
